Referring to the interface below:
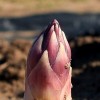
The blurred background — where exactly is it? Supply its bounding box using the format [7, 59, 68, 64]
[0, 0, 100, 100]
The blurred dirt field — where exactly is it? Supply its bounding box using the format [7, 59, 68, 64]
[0, 0, 100, 17]
[0, 35, 100, 100]
[0, 0, 100, 100]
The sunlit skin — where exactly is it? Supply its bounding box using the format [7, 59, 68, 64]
[24, 19, 72, 100]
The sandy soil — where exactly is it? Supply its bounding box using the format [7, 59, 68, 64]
[0, 35, 100, 100]
[0, 0, 100, 17]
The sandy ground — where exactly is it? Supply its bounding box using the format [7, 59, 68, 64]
[0, 0, 100, 17]
[0, 35, 100, 100]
